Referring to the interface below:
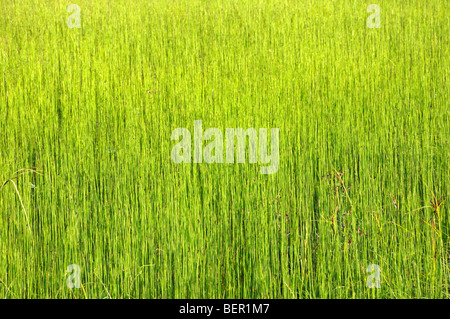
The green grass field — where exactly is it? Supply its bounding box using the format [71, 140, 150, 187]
[0, 0, 448, 298]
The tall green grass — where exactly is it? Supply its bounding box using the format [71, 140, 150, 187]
[0, 0, 448, 298]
